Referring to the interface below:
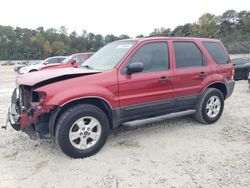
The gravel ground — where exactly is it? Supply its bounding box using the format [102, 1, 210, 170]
[0, 66, 250, 188]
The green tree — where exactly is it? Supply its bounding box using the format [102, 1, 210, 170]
[43, 40, 53, 57]
[1, 9, 250, 60]
[198, 13, 219, 37]
[150, 27, 171, 36]
[52, 41, 67, 55]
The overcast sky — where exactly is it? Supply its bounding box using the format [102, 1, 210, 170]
[0, 0, 249, 37]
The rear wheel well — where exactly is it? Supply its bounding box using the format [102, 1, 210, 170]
[54, 98, 113, 134]
[207, 83, 227, 99]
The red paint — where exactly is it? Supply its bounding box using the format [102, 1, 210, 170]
[17, 68, 100, 86]
[41, 52, 94, 70]
[20, 105, 54, 129]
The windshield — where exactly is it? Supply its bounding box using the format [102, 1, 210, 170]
[62, 55, 74, 64]
[39, 58, 49, 64]
[82, 41, 136, 71]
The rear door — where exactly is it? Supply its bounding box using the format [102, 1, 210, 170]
[171, 40, 210, 110]
[118, 41, 174, 121]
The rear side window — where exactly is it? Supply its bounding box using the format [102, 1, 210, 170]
[129, 42, 169, 72]
[203, 42, 229, 64]
[173, 42, 206, 68]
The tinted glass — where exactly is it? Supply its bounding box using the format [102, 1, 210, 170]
[128, 42, 169, 72]
[203, 42, 229, 64]
[174, 42, 205, 68]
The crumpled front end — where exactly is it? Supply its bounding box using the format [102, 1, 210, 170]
[6, 86, 55, 139]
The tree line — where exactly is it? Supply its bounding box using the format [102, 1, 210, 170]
[0, 9, 250, 60]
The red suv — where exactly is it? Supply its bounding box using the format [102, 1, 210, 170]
[6, 37, 235, 158]
[41, 52, 94, 70]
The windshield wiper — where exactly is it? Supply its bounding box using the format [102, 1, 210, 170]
[81, 65, 93, 69]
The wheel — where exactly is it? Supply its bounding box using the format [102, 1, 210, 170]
[194, 88, 224, 124]
[56, 104, 110, 158]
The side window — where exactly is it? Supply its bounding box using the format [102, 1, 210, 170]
[203, 42, 229, 64]
[57, 58, 65, 63]
[128, 42, 169, 72]
[173, 42, 206, 68]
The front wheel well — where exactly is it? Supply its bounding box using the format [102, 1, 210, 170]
[54, 98, 113, 133]
[206, 83, 227, 99]
[29, 69, 38, 72]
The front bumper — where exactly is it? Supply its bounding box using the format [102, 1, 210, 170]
[225, 79, 235, 99]
[5, 89, 54, 139]
[6, 105, 21, 131]
[5, 88, 21, 131]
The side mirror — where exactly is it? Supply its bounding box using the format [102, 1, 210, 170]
[126, 62, 144, 75]
[44, 61, 49, 65]
[70, 59, 78, 67]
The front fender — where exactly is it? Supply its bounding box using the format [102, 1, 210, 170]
[41, 85, 119, 108]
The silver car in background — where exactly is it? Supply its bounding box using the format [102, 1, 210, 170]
[19, 56, 67, 74]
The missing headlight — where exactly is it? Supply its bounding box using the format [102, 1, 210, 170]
[32, 91, 46, 103]
[32, 91, 40, 102]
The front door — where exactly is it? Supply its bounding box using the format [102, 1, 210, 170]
[118, 41, 174, 122]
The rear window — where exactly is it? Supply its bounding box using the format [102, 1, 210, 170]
[203, 42, 229, 64]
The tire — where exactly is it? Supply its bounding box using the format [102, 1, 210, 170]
[56, 104, 110, 158]
[29, 69, 37, 72]
[245, 69, 250, 80]
[194, 88, 224, 124]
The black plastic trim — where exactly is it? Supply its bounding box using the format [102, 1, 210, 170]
[225, 79, 235, 99]
[112, 94, 200, 128]
[48, 107, 61, 139]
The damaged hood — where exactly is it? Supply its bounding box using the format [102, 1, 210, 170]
[17, 68, 101, 87]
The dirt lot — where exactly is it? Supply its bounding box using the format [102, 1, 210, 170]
[0, 66, 250, 188]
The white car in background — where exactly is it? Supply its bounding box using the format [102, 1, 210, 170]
[19, 56, 67, 74]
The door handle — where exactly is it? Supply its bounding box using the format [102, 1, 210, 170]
[159, 76, 170, 82]
[199, 72, 208, 78]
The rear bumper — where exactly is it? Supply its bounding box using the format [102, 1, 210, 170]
[225, 79, 235, 99]
[248, 72, 250, 89]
